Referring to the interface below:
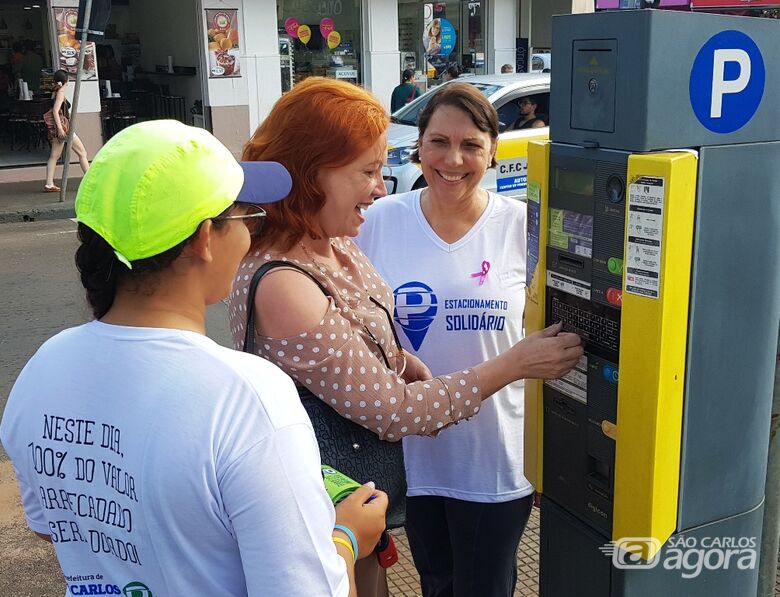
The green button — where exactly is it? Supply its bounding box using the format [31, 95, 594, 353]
[608, 257, 623, 275]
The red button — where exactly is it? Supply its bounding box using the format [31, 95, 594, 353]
[607, 288, 622, 306]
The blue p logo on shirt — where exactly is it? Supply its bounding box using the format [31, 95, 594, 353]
[689, 30, 765, 134]
[393, 282, 438, 351]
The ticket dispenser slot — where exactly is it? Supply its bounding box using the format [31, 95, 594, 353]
[571, 40, 617, 133]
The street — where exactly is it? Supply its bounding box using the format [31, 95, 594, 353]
[0, 218, 234, 433]
[0, 218, 232, 597]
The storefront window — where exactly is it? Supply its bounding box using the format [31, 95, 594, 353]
[1, 2, 55, 167]
[276, 0, 362, 92]
[398, 0, 485, 91]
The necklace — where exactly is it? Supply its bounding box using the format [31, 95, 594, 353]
[299, 241, 329, 275]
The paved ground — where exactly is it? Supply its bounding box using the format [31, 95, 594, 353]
[0, 178, 79, 224]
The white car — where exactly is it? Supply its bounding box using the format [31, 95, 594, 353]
[385, 73, 551, 199]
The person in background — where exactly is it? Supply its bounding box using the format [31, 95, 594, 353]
[96, 44, 122, 81]
[230, 77, 582, 597]
[0, 120, 387, 597]
[501, 63, 514, 74]
[514, 94, 546, 130]
[19, 39, 44, 92]
[357, 83, 554, 597]
[11, 41, 24, 79]
[391, 68, 421, 113]
[43, 70, 89, 193]
[443, 65, 460, 81]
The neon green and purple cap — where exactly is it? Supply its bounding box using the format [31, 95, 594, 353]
[75, 120, 291, 268]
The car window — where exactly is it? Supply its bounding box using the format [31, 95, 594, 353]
[392, 82, 505, 126]
[500, 92, 551, 131]
[496, 99, 522, 133]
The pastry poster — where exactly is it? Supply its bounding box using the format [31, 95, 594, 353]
[53, 8, 97, 80]
[206, 9, 241, 78]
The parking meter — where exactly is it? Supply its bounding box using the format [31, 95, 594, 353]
[525, 9, 780, 595]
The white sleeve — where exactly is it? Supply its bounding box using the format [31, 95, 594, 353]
[13, 461, 50, 534]
[219, 423, 350, 597]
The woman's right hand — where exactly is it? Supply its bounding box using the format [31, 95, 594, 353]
[513, 322, 583, 380]
[334, 482, 388, 560]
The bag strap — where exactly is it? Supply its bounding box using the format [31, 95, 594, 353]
[243, 260, 330, 355]
[406, 85, 417, 103]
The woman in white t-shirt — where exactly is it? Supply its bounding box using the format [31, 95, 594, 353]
[356, 83, 538, 597]
[0, 120, 387, 597]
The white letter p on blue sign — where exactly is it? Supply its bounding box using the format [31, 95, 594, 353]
[690, 30, 765, 134]
[710, 49, 751, 118]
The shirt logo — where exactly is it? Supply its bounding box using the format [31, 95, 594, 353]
[393, 281, 438, 350]
[122, 582, 153, 597]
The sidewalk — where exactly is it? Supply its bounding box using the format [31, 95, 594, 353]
[0, 178, 81, 224]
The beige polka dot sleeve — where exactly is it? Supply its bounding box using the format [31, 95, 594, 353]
[229, 239, 483, 441]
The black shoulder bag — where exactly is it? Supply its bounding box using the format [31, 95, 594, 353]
[243, 261, 406, 529]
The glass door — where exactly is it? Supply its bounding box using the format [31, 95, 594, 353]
[397, 0, 486, 91]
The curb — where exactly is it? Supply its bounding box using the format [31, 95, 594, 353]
[0, 203, 76, 224]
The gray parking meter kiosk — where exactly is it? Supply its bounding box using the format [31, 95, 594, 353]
[524, 9, 780, 596]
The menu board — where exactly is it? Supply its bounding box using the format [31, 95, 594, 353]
[53, 7, 97, 80]
[205, 8, 241, 78]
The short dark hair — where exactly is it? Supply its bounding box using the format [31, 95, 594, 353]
[402, 68, 414, 82]
[412, 83, 499, 168]
[445, 65, 460, 79]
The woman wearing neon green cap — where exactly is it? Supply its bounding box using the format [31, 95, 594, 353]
[0, 120, 386, 597]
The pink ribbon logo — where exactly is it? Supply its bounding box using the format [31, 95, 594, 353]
[470, 260, 491, 285]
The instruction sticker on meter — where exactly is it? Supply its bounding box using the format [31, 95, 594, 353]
[626, 177, 664, 299]
[545, 354, 588, 403]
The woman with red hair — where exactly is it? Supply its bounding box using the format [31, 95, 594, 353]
[228, 77, 581, 596]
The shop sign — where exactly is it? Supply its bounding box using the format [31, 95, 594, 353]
[53, 7, 97, 80]
[205, 8, 241, 78]
[691, 0, 780, 7]
[423, 17, 456, 57]
[496, 156, 528, 193]
[334, 69, 357, 79]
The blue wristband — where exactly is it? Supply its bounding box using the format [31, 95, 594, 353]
[333, 524, 359, 560]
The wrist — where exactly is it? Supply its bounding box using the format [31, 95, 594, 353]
[333, 523, 359, 560]
[332, 536, 356, 563]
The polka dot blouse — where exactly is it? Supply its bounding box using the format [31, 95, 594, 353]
[228, 237, 482, 441]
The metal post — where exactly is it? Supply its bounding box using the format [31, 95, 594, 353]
[758, 321, 780, 596]
[59, 0, 92, 203]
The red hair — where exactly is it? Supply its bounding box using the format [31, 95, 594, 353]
[242, 77, 389, 251]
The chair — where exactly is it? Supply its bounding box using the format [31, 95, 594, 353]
[112, 98, 137, 134]
[26, 100, 51, 150]
[8, 101, 29, 151]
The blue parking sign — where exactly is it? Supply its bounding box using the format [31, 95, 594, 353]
[689, 30, 765, 134]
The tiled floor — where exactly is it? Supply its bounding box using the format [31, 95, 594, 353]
[387, 507, 541, 596]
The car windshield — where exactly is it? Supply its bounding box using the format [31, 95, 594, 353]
[391, 82, 504, 126]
